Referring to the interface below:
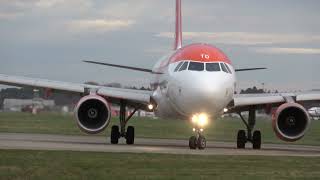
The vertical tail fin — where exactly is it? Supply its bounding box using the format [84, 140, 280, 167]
[174, 0, 182, 50]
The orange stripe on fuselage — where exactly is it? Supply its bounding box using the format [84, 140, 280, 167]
[155, 43, 232, 72]
[170, 43, 231, 64]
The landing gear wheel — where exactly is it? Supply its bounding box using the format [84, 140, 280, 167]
[237, 130, 246, 149]
[111, 125, 120, 144]
[189, 136, 197, 149]
[126, 126, 135, 145]
[252, 130, 261, 149]
[197, 135, 206, 150]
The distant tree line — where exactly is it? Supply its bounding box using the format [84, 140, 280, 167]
[85, 82, 152, 91]
[239, 86, 278, 94]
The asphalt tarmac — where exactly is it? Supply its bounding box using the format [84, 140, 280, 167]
[0, 133, 319, 156]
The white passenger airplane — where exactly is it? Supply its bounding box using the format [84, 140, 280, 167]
[1, 0, 320, 150]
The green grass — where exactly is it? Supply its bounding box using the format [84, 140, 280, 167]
[1, 112, 320, 145]
[0, 150, 320, 180]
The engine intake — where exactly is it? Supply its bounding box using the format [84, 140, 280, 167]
[272, 103, 310, 142]
[75, 95, 111, 134]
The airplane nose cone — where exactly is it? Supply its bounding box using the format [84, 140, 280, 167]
[173, 77, 231, 116]
[191, 84, 224, 106]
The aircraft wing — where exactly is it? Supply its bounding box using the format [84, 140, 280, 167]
[229, 92, 320, 112]
[0, 74, 152, 105]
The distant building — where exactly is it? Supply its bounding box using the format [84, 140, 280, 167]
[110, 105, 155, 118]
[3, 98, 55, 112]
[308, 107, 320, 120]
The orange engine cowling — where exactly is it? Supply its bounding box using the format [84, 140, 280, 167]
[272, 103, 310, 142]
[74, 95, 111, 134]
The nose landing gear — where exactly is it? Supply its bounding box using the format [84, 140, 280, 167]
[189, 128, 206, 150]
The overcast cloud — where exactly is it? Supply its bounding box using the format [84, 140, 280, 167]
[0, 0, 319, 91]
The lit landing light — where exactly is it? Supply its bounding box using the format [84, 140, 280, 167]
[223, 108, 228, 113]
[192, 115, 197, 124]
[198, 114, 208, 127]
[148, 104, 154, 111]
[191, 113, 209, 127]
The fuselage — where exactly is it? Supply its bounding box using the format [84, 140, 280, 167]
[151, 43, 236, 120]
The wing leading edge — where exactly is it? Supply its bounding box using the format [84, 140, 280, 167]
[0, 73, 152, 104]
[229, 92, 320, 112]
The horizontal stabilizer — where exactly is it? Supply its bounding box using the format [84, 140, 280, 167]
[235, 67, 267, 72]
[83, 60, 163, 74]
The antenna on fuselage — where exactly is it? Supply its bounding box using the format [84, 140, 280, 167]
[174, 0, 182, 50]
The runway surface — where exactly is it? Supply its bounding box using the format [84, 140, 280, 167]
[0, 133, 320, 156]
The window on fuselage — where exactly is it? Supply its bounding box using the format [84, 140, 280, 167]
[188, 62, 204, 71]
[224, 63, 232, 74]
[206, 63, 220, 72]
[220, 63, 229, 73]
[174, 61, 184, 72]
[179, 61, 189, 71]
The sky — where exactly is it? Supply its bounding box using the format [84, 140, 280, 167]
[0, 0, 320, 92]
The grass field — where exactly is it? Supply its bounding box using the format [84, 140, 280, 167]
[1, 112, 320, 145]
[1, 113, 320, 180]
[0, 149, 320, 180]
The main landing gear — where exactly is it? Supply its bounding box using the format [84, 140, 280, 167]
[110, 100, 138, 145]
[189, 128, 206, 150]
[237, 109, 261, 149]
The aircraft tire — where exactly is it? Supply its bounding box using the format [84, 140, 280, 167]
[237, 130, 246, 149]
[111, 125, 120, 144]
[252, 130, 261, 149]
[189, 136, 197, 149]
[126, 126, 135, 145]
[197, 135, 206, 150]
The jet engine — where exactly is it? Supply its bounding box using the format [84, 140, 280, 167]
[272, 103, 310, 142]
[74, 95, 111, 134]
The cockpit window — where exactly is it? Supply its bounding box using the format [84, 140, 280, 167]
[224, 63, 232, 74]
[206, 63, 220, 72]
[188, 62, 204, 71]
[179, 61, 189, 71]
[220, 63, 229, 73]
[174, 61, 184, 72]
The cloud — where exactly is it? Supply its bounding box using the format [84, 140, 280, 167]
[0, 12, 22, 20]
[253, 47, 320, 55]
[156, 32, 320, 45]
[144, 47, 171, 54]
[33, 0, 93, 10]
[0, 0, 92, 17]
[67, 19, 135, 33]
[0, 0, 92, 9]
[101, 1, 151, 19]
[33, 0, 64, 8]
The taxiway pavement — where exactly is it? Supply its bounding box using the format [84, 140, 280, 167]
[0, 133, 319, 156]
